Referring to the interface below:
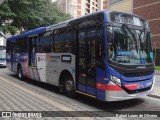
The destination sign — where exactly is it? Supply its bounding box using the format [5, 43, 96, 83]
[110, 12, 144, 27]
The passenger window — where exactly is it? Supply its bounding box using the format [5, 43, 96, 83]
[54, 27, 75, 53]
[96, 27, 105, 69]
[6, 41, 11, 54]
[39, 31, 53, 53]
[16, 38, 24, 53]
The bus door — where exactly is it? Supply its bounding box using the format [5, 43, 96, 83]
[28, 36, 38, 66]
[28, 36, 40, 81]
[77, 29, 96, 96]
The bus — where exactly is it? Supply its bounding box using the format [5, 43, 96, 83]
[6, 10, 154, 101]
[0, 46, 6, 67]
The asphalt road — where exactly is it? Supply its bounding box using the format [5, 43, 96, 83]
[0, 67, 160, 119]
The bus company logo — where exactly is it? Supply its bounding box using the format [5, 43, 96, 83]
[2, 112, 11, 117]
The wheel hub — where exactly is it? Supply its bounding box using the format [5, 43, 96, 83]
[18, 68, 22, 78]
[65, 80, 73, 91]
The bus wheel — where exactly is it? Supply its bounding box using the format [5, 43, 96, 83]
[17, 66, 23, 80]
[64, 75, 75, 97]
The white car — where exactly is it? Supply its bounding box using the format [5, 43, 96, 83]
[0, 50, 6, 67]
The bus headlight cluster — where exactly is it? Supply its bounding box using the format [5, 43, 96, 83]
[110, 75, 121, 86]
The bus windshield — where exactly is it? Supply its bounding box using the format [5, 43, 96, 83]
[108, 25, 153, 65]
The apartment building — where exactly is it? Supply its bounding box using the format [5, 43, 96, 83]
[57, 0, 109, 18]
[108, 0, 160, 48]
[0, 37, 5, 46]
[109, 0, 133, 13]
[108, 0, 160, 64]
[133, 0, 160, 48]
[133, 0, 160, 65]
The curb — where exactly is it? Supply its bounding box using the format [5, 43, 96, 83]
[148, 94, 160, 99]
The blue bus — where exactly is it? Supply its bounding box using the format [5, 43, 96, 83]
[6, 10, 154, 101]
[0, 45, 6, 67]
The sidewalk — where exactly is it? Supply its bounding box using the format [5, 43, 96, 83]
[148, 70, 160, 98]
[155, 70, 160, 75]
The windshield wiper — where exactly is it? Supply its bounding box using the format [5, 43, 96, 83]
[122, 24, 138, 54]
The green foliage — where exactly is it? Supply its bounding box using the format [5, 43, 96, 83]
[155, 66, 160, 70]
[0, 0, 71, 35]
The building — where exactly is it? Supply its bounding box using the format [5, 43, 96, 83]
[108, 0, 160, 49]
[0, 36, 5, 46]
[109, 0, 133, 13]
[108, 0, 160, 65]
[57, 0, 109, 18]
[133, 0, 160, 49]
[133, 0, 160, 65]
[0, 32, 6, 46]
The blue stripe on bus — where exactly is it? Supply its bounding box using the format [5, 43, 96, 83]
[78, 84, 105, 99]
[87, 86, 96, 96]
[7, 27, 46, 41]
[78, 84, 96, 96]
[96, 89, 105, 101]
[96, 67, 110, 84]
[78, 84, 86, 92]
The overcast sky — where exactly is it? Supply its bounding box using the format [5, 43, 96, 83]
[52, 0, 57, 2]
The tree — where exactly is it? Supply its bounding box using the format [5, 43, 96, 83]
[0, 0, 71, 36]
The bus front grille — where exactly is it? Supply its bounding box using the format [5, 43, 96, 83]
[123, 71, 153, 77]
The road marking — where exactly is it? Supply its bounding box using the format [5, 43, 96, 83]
[0, 76, 72, 111]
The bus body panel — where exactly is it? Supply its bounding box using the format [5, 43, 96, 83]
[6, 10, 155, 102]
[36, 53, 75, 86]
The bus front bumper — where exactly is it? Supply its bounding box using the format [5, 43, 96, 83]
[105, 76, 155, 101]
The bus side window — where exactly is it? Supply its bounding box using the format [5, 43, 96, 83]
[39, 31, 53, 53]
[96, 27, 105, 70]
[54, 27, 74, 53]
[16, 38, 24, 53]
[12, 42, 16, 55]
[23, 37, 27, 53]
[6, 41, 11, 54]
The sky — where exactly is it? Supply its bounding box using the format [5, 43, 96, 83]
[52, 0, 57, 2]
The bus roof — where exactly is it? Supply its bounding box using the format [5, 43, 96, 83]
[7, 27, 46, 41]
[46, 10, 146, 31]
[46, 10, 107, 31]
[7, 10, 147, 41]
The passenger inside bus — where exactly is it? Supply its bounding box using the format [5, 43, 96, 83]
[64, 40, 72, 53]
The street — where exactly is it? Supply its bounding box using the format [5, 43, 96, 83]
[0, 67, 160, 119]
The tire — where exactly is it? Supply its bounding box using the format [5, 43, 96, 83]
[63, 74, 76, 97]
[17, 66, 23, 80]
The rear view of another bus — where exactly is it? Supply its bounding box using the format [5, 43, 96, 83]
[0, 46, 6, 67]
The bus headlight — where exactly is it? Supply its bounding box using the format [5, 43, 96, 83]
[110, 75, 121, 86]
